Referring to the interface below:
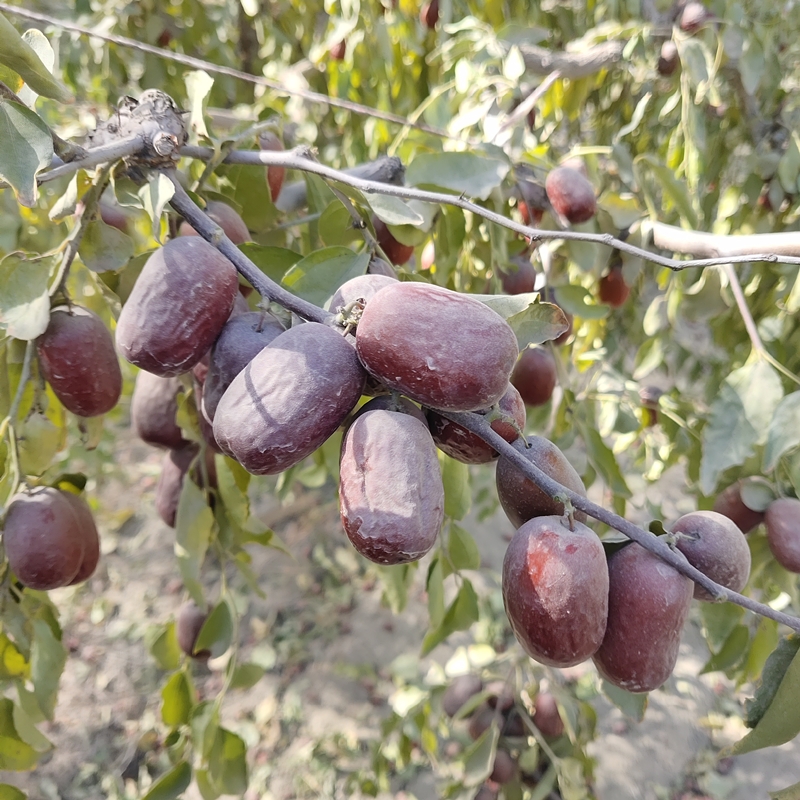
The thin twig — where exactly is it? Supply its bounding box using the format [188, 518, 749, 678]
[442, 411, 800, 634]
[491, 71, 561, 143]
[722, 263, 765, 354]
[164, 172, 333, 325]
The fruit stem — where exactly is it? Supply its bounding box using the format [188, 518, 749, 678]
[442, 410, 800, 634]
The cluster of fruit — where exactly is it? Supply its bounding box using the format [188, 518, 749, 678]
[441, 674, 566, 799]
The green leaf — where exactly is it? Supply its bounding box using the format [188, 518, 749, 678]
[175, 478, 215, 607]
[0, 784, 27, 800]
[579, 423, 631, 498]
[228, 662, 265, 691]
[282, 246, 369, 308]
[377, 563, 416, 614]
[700, 624, 749, 674]
[636, 154, 698, 228]
[462, 720, 499, 787]
[701, 361, 783, 494]
[319, 201, 363, 247]
[238, 243, 301, 286]
[746, 618, 780, 683]
[161, 671, 193, 728]
[147, 622, 182, 672]
[30, 618, 66, 721]
[208, 728, 248, 796]
[366, 193, 424, 226]
[406, 152, 510, 201]
[426, 556, 445, 629]
[764, 391, 800, 472]
[16, 30, 53, 108]
[190, 701, 220, 761]
[601, 681, 648, 722]
[739, 35, 765, 95]
[421, 579, 479, 656]
[474, 296, 569, 345]
[17, 411, 62, 476]
[193, 600, 234, 659]
[185, 70, 214, 139]
[699, 602, 744, 653]
[553, 284, 608, 320]
[0, 13, 71, 102]
[11, 701, 51, 753]
[141, 760, 192, 800]
[440, 453, 470, 520]
[78, 220, 134, 273]
[0, 100, 52, 208]
[448, 524, 481, 572]
[139, 173, 175, 242]
[728, 636, 800, 756]
[771, 780, 800, 800]
[745, 636, 800, 728]
[0, 698, 38, 770]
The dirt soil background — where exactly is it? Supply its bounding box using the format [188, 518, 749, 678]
[1, 429, 799, 800]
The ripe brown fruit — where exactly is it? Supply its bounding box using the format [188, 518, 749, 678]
[328, 273, 397, 315]
[658, 40, 680, 76]
[532, 692, 564, 738]
[442, 674, 483, 717]
[474, 785, 498, 800]
[61, 491, 101, 586]
[426, 383, 526, 465]
[420, 0, 439, 29]
[765, 498, 800, 573]
[510, 346, 557, 407]
[213, 323, 365, 474]
[131, 372, 188, 450]
[3, 487, 85, 590]
[116, 237, 239, 377]
[503, 516, 608, 667]
[177, 601, 211, 659]
[99, 202, 130, 232]
[498, 256, 535, 295]
[496, 435, 588, 529]
[485, 681, 515, 712]
[593, 543, 693, 692]
[672, 510, 751, 601]
[639, 385, 663, 427]
[553, 309, 574, 345]
[680, 1, 710, 33]
[340, 407, 444, 564]
[713, 482, 765, 534]
[490, 749, 517, 784]
[367, 256, 398, 278]
[545, 167, 597, 224]
[179, 200, 250, 244]
[598, 265, 630, 308]
[258, 131, 286, 203]
[329, 39, 347, 61]
[155, 444, 217, 529]
[356, 282, 519, 412]
[201, 311, 285, 423]
[37, 306, 122, 418]
[373, 216, 415, 266]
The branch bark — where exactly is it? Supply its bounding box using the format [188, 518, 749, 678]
[516, 40, 626, 79]
[649, 221, 800, 259]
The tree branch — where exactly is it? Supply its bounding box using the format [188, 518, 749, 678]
[443, 411, 800, 634]
[649, 221, 800, 259]
[516, 40, 626, 79]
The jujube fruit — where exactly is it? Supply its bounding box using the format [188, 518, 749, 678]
[367, 256, 397, 278]
[593, 542, 692, 693]
[61, 491, 101, 586]
[155, 444, 217, 529]
[511, 346, 557, 407]
[179, 200, 249, 244]
[177, 600, 211, 659]
[598, 265, 630, 307]
[329, 39, 346, 61]
[484, 681, 514, 711]
[213, 323, 365, 475]
[356, 282, 518, 412]
[99, 202, 130, 233]
[658, 40, 679, 76]
[545, 166, 597, 224]
[339, 407, 444, 564]
[201, 311, 285, 423]
[426, 383, 526, 465]
[679, 1, 709, 33]
[490, 749, 517, 784]
[116, 237, 239, 377]
[37, 305, 122, 418]
[765, 497, 800, 573]
[328, 273, 397, 315]
[442, 674, 483, 717]
[3, 487, 85, 590]
[373, 216, 414, 266]
[502, 516, 608, 667]
[258, 131, 286, 203]
[131, 372, 188, 450]
[420, 0, 439, 29]
[713, 482, 765, 534]
[496, 435, 587, 529]
[672, 510, 750, 601]
[498, 256, 535, 295]
[532, 692, 564, 737]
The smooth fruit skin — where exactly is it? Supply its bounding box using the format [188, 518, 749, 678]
[532, 693, 564, 737]
[713, 482, 765, 534]
[545, 167, 597, 224]
[496, 435, 587, 529]
[116, 237, 238, 377]
[680, 1, 709, 33]
[177, 601, 211, 659]
[61, 491, 101, 586]
[213, 323, 365, 475]
[498, 257, 535, 295]
[3, 487, 84, 590]
[598, 266, 630, 307]
[373, 217, 415, 266]
[367, 256, 397, 278]
[490, 750, 517, 784]
[511, 346, 557, 407]
[37, 306, 122, 418]
[340, 408, 444, 564]
[426, 383, 526, 465]
[593, 542, 693, 693]
[765, 498, 800, 573]
[328, 273, 397, 315]
[258, 131, 286, 203]
[179, 200, 249, 244]
[502, 516, 608, 667]
[131, 372, 188, 450]
[356, 282, 519, 412]
[420, 0, 439, 28]
[442, 675, 483, 717]
[672, 510, 751, 601]
[329, 39, 346, 60]
[201, 311, 285, 423]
